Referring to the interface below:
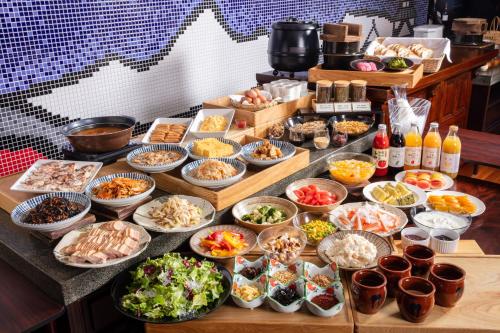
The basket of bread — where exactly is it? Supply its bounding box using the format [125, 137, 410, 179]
[229, 89, 278, 111]
[364, 37, 451, 73]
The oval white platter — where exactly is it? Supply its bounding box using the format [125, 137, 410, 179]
[394, 169, 454, 191]
[362, 181, 427, 209]
[424, 190, 486, 217]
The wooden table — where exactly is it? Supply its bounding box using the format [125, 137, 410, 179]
[439, 128, 500, 169]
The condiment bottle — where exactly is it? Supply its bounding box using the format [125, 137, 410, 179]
[316, 80, 332, 103]
[389, 123, 405, 175]
[404, 122, 422, 170]
[422, 122, 442, 171]
[440, 125, 461, 179]
[372, 124, 390, 176]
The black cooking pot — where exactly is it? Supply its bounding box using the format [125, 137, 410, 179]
[268, 19, 320, 74]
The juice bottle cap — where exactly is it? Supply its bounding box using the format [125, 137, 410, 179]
[378, 124, 387, 130]
[429, 122, 439, 128]
[449, 125, 459, 132]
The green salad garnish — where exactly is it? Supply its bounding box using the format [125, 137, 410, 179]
[241, 205, 287, 224]
[388, 57, 409, 69]
[121, 253, 224, 320]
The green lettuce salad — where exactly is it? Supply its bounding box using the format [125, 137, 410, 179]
[121, 253, 224, 319]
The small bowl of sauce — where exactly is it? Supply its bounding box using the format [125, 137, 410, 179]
[401, 227, 430, 249]
[430, 228, 459, 254]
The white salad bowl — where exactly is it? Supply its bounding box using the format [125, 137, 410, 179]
[126, 144, 188, 173]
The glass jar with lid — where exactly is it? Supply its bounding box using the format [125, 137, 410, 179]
[316, 80, 333, 103]
[333, 80, 350, 102]
[350, 80, 367, 102]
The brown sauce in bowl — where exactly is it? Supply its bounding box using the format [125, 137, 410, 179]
[72, 125, 127, 136]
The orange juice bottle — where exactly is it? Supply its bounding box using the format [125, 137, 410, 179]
[404, 123, 422, 170]
[422, 122, 442, 171]
[440, 125, 461, 178]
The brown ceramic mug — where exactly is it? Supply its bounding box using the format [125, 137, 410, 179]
[403, 244, 435, 278]
[397, 276, 435, 323]
[429, 263, 466, 307]
[378, 255, 412, 298]
[351, 269, 387, 314]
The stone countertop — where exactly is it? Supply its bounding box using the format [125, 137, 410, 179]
[0, 131, 375, 305]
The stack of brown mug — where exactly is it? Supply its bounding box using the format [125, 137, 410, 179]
[350, 244, 466, 323]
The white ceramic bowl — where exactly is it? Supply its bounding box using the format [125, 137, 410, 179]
[126, 144, 188, 173]
[190, 108, 235, 139]
[267, 279, 305, 313]
[430, 228, 460, 254]
[141, 117, 192, 145]
[85, 172, 155, 207]
[231, 274, 267, 309]
[303, 261, 340, 285]
[305, 281, 345, 317]
[401, 227, 430, 249]
[241, 140, 296, 166]
[181, 158, 246, 189]
[11, 192, 91, 232]
[186, 138, 242, 160]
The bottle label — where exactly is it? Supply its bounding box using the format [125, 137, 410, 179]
[372, 148, 389, 169]
[405, 147, 422, 167]
[440, 152, 460, 173]
[389, 147, 405, 168]
[422, 147, 440, 169]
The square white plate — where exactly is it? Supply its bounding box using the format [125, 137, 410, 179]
[190, 108, 235, 138]
[142, 118, 193, 145]
[10, 160, 103, 194]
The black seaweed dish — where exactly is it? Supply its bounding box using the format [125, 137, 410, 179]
[110, 258, 232, 324]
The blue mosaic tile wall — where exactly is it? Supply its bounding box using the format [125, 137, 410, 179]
[0, 0, 428, 176]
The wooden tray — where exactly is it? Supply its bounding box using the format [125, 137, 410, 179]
[347, 255, 500, 333]
[152, 135, 309, 211]
[391, 239, 485, 256]
[145, 254, 353, 333]
[203, 92, 312, 127]
[308, 64, 424, 88]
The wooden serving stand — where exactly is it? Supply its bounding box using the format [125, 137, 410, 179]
[308, 64, 424, 88]
[152, 136, 310, 211]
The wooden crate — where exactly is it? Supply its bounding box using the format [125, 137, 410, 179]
[254, 115, 291, 138]
[225, 124, 255, 144]
[203, 92, 312, 127]
[347, 255, 500, 333]
[146, 254, 354, 333]
[152, 135, 309, 211]
[308, 64, 424, 88]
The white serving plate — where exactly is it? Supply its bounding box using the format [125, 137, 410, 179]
[53, 221, 151, 268]
[189, 224, 257, 260]
[141, 118, 193, 145]
[126, 144, 188, 173]
[363, 181, 427, 209]
[10, 160, 103, 194]
[328, 201, 408, 237]
[394, 169, 454, 191]
[186, 138, 242, 160]
[11, 192, 91, 232]
[240, 140, 296, 166]
[132, 195, 215, 233]
[424, 190, 486, 217]
[85, 172, 155, 207]
[189, 108, 235, 139]
[181, 158, 246, 189]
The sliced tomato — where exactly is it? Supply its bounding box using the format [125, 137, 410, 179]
[293, 189, 305, 199]
[308, 184, 319, 192]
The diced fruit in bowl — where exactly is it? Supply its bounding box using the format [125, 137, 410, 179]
[327, 153, 376, 186]
[293, 184, 337, 206]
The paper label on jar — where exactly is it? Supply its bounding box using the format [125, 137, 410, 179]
[389, 147, 405, 168]
[404, 146, 422, 166]
[334, 103, 352, 112]
[372, 148, 389, 169]
[422, 147, 441, 169]
[440, 152, 460, 173]
[351, 102, 371, 112]
[315, 102, 334, 113]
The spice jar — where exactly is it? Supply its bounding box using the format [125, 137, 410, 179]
[331, 127, 348, 147]
[316, 80, 333, 103]
[350, 80, 367, 102]
[334, 80, 350, 102]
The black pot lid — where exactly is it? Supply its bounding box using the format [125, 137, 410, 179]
[272, 20, 318, 30]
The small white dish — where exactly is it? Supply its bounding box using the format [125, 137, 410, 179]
[267, 258, 304, 286]
[305, 281, 345, 317]
[181, 158, 246, 189]
[424, 190, 486, 217]
[362, 181, 427, 209]
[234, 255, 268, 280]
[85, 172, 155, 207]
[132, 195, 215, 233]
[394, 169, 454, 191]
[267, 279, 305, 313]
[303, 261, 340, 286]
[126, 144, 188, 173]
[141, 117, 192, 145]
[241, 140, 296, 167]
[190, 109, 235, 139]
[186, 138, 242, 160]
[231, 274, 267, 309]
[11, 192, 91, 232]
[430, 228, 459, 254]
[401, 227, 430, 249]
